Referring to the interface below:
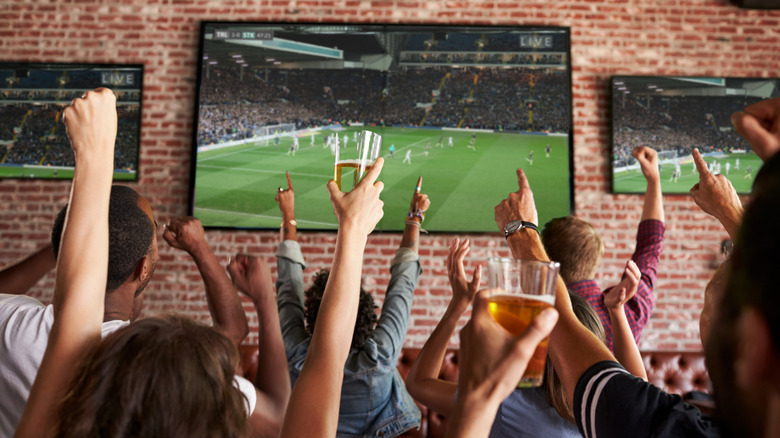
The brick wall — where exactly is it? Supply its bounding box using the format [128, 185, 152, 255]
[1, 0, 778, 351]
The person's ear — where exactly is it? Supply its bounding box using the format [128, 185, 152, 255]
[133, 255, 150, 282]
[735, 307, 774, 390]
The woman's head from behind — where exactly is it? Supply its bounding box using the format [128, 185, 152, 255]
[57, 315, 248, 438]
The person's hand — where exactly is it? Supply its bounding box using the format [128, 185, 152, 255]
[446, 238, 481, 307]
[410, 176, 431, 213]
[326, 157, 385, 236]
[632, 146, 660, 183]
[227, 254, 274, 302]
[603, 260, 640, 311]
[62, 88, 117, 159]
[275, 171, 295, 219]
[689, 148, 743, 236]
[494, 168, 538, 232]
[731, 96, 780, 162]
[456, 290, 558, 406]
[162, 216, 208, 255]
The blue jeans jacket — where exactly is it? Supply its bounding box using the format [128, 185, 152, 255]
[276, 241, 422, 438]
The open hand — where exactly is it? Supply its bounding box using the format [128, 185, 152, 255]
[604, 260, 640, 310]
[446, 238, 481, 307]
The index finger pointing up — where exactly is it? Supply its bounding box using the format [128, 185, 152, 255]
[692, 148, 710, 176]
[516, 168, 530, 191]
[286, 171, 293, 190]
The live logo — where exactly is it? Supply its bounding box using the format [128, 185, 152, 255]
[519, 35, 553, 49]
[101, 72, 135, 86]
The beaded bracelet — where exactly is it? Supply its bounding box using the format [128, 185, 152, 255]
[407, 208, 425, 222]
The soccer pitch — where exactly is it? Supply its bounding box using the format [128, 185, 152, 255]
[192, 127, 572, 233]
[0, 165, 135, 181]
[612, 152, 762, 195]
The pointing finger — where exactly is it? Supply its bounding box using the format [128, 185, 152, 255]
[692, 148, 710, 176]
[286, 171, 293, 190]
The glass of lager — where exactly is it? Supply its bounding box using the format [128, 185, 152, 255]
[334, 130, 382, 191]
[487, 257, 559, 388]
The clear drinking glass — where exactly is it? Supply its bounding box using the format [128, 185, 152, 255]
[487, 257, 560, 388]
[334, 130, 382, 191]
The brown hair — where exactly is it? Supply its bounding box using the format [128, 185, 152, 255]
[544, 293, 606, 424]
[305, 269, 378, 350]
[542, 216, 604, 285]
[56, 316, 248, 438]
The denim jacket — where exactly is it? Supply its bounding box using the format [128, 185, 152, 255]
[276, 240, 422, 438]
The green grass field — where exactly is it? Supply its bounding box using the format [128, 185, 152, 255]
[613, 152, 762, 194]
[0, 165, 135, 181]
[193, 127, 571, 232]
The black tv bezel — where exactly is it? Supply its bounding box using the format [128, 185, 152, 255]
[189, 21, 574, 233]
[0, 61, 144, 182]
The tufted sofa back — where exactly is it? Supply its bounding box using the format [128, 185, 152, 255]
[239, 346, 712, 437]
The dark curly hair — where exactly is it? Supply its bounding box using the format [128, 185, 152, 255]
[304, 269, 378, 350]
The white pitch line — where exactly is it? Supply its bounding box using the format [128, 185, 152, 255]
[197, 165, 333, 179]
[194, 207, 338, 227]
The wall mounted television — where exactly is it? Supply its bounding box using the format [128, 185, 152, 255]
[190, 22, 573, 232]
[0, 62, 143, 181]
[611, 75, 779, 195]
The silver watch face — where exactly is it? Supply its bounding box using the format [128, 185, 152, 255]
[506, 221, 522, 234]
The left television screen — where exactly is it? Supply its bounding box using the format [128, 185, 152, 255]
[0, 63, 143, 181]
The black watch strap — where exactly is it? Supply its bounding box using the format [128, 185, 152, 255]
[504, 220, 539, 238]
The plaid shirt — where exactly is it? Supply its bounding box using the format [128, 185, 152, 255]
[567, 219, 665, 352]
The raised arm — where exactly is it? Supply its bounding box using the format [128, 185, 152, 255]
[731, 96, 780, 162]
[281, 158, 385, 438]
[0, 244, 55, 295]
[372, 177, 430, 359]
[163, 216, 248, 345]
[273, 171, 308, 349]
[277, 172, 297, 242]
[632, 146, 664, 223]
[603, 260, 648, 380]
[406, 238, 480, 417]
[228, 254, 290, 438]
[15, 88, 117, 438]
[495, 169, 614, 408]
[689, 148, 743, 241]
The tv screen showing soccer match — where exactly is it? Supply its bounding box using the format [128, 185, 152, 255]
[0, 62, 143, 181]
[190, 22, 573, 232]
[611, 76, 779, 195]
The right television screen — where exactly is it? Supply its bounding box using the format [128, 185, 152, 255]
[611, 76, 779, 194]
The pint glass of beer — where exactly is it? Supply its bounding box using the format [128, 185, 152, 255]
[334, 130, 382, 191]
[487, 257, 560, 388]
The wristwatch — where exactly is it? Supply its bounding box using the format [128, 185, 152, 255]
[504, 220, 538, 238]
[281, 219, 297, 227]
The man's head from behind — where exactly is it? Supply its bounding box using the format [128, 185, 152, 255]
[541, 216, 604, 285]
[51, 185, 157, 295]
[706, 152, 780, 438]
[304, 269, 378, 350]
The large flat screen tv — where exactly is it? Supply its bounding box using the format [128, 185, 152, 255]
[611, 76, 779, 194]
[0, 62, 143, 181]
[190, 22, 573, 232]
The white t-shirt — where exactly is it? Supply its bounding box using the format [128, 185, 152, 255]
[0, 294, 256, 436]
